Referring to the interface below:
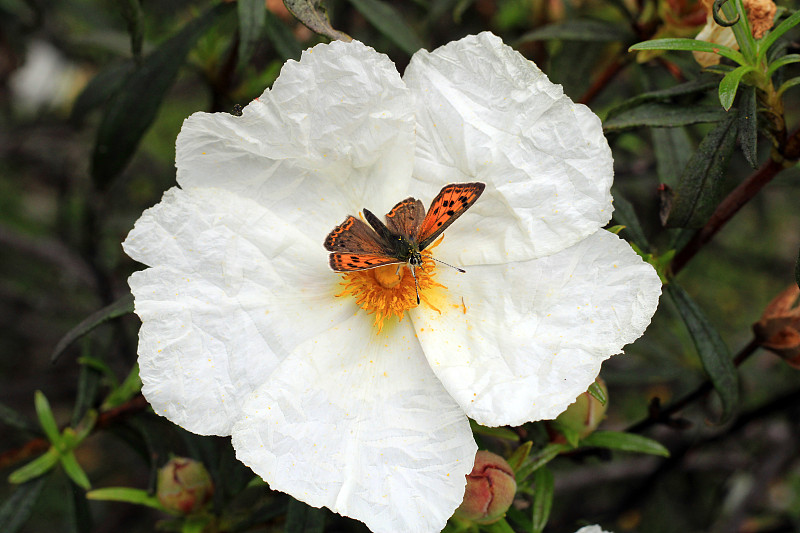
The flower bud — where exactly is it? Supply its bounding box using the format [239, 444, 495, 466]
[156, 457, 214, 514]
[454, 450, 516, 525]
[551, 379, 609, 442]
[753, 284, 800, 369]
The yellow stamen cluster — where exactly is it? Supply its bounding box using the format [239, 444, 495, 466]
[337, 250, 444, 332]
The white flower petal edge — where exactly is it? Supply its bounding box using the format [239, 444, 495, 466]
[232, 313, 477, 533]
[404, 32, 614, 266]
[410, 230, 661, 426]
[575, 526, 613, 533]
[175, 39, 416, 242]
[124, 187, 354, 435]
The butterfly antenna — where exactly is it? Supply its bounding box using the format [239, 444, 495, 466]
[431, 257, 466, 273]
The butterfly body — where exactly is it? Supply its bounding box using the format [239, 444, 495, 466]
[324, 182, 485, 276]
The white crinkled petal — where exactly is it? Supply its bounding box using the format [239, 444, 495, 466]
[410, 230, 661, 426]
[123, 187, 354, 435]
[232, 314, 477, 533]
[175, 40, 416, 241]
[404, 32, 613, 265]
[575, 526, 614, 533]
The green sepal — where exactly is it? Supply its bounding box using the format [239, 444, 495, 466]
[580, 430, 670, 457]
[506, 440, 533, 472]
[588, 381, 608, 406]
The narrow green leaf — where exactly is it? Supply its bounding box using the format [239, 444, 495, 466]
[515, 443, 570, 483]
[766, 53, 800, 78]
[736, 84, 758, 168]
[8, 448, 60, 484]
[70, 62, 135, 124]
[51, 294, 134, 363]
[347, 0, 425, 55]
[91, 3, 235, 187]
[719, 65, 754, 110]
[102, 363, 142, 410]
[722, 0, 756, 62]
[629, 38, 747, 65]
[120, 0, 145, 63]
[610, 191, 650, 250]
[87, 487, 168, 511]
[604, 103, 726, 131]
[581, 431, 670, 456]
[606, 76, 719, 118]
[795, 247, 800, 289]
[516, 19, 634, 44]
[470, 420, 520, 441]
[531, 467, 554, 533]
[72, 341, 101, 426]
[60, 452, 91, 490]
[777, 76, 800, 98]
[0, 401, 39, 435]
[34, 391, 60, 444]
[667, 284, 739, 421]
[652, 127, 693, 186]
[506, 440, 533, 471]
[588, 381, 607, 406]
[283, 0, 351, 41]
[757, 10, 800, 63]
[285, 498, 326, 533]
[664, 113, 738, 228]
[66, 477, 93, 533]
[238, 0, 267, 69]
[264, 10, 303, 60]
[0, 477, 47, 533]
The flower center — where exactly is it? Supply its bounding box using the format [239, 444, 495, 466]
[337, 249, 444, 332]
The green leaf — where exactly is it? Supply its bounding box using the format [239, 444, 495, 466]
[238, 0, 267, 69]
[667, 283, 739, 422]
[283, 0, 351, 41]
[652, 127, 693, 186]
[91, 2, 235, 187]
[70, 62, 135, 124]
[72, 342, 101, 426]
[795, 247, 800, 289]
[736, 84, 758, 168]
[470, 420, 520, 441]
[0, 477, 47, 533]
[120, 0, 145, 63]
[87, 487, 168, 511]
[531, 467, 554, 533]
[580, 431, 670, 456]
[347, 0, 425, 55]
[588, 381, 607, 406]
[285, 498, 326, 532]
[664, 113, 738, 228]
[483, 519, 516, 533]
[757, 10, 800, 63]
[34, 391, 60, 444]
[777, 76, 800, 98]
[629, 38, 747, 65]
[610, 191, 650, 250]
[51, 294, 134, 363]
[604, 103, 726, 132]
[515, 19, 634, 44]
[102, 363, 142, 410]
[766, 53, 800, 78]
[60, 452, 91, 491]
[264, 10, 303, 60]
[722, 0, 756, 62]
[506, 440, 533, 471]
[66, 477, 93, 533]
[515, 443, 570, 483]
[0, 401, 39, 435]
[606, 76, 719, 118]
[8, 448, 60, 484]
[718, 65, 754, 110]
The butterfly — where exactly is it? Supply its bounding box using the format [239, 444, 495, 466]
[324, 182, 486, 303]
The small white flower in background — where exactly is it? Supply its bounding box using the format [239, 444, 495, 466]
[575, 526, 614, 533]
[10, 40, 85, 115]
[123, 32, 661, 533]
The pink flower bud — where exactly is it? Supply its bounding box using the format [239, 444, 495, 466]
[454, 450, 516, 525]
[156, 457, 214, 514]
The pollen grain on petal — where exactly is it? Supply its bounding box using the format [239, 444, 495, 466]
[336, 251, 445, 333]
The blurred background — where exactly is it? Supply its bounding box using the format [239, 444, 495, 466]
[2, 0, 800, 532]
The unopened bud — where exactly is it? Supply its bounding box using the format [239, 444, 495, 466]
[454, 450, 516, 525]
[156, 457, 214, 514]
[753, 284, 800, 368]
[551, 379, 609, 442]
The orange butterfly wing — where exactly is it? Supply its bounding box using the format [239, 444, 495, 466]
[329, 253, 402, 272]
[384, 197, 425, 239]
[416, 182, 485, 250]
[324, 216, 390, 254]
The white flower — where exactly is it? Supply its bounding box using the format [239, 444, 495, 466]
[575, 526, 614, 533]
[123, 32, 661, 533]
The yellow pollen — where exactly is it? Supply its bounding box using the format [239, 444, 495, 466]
[336, 249, 445, 333]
